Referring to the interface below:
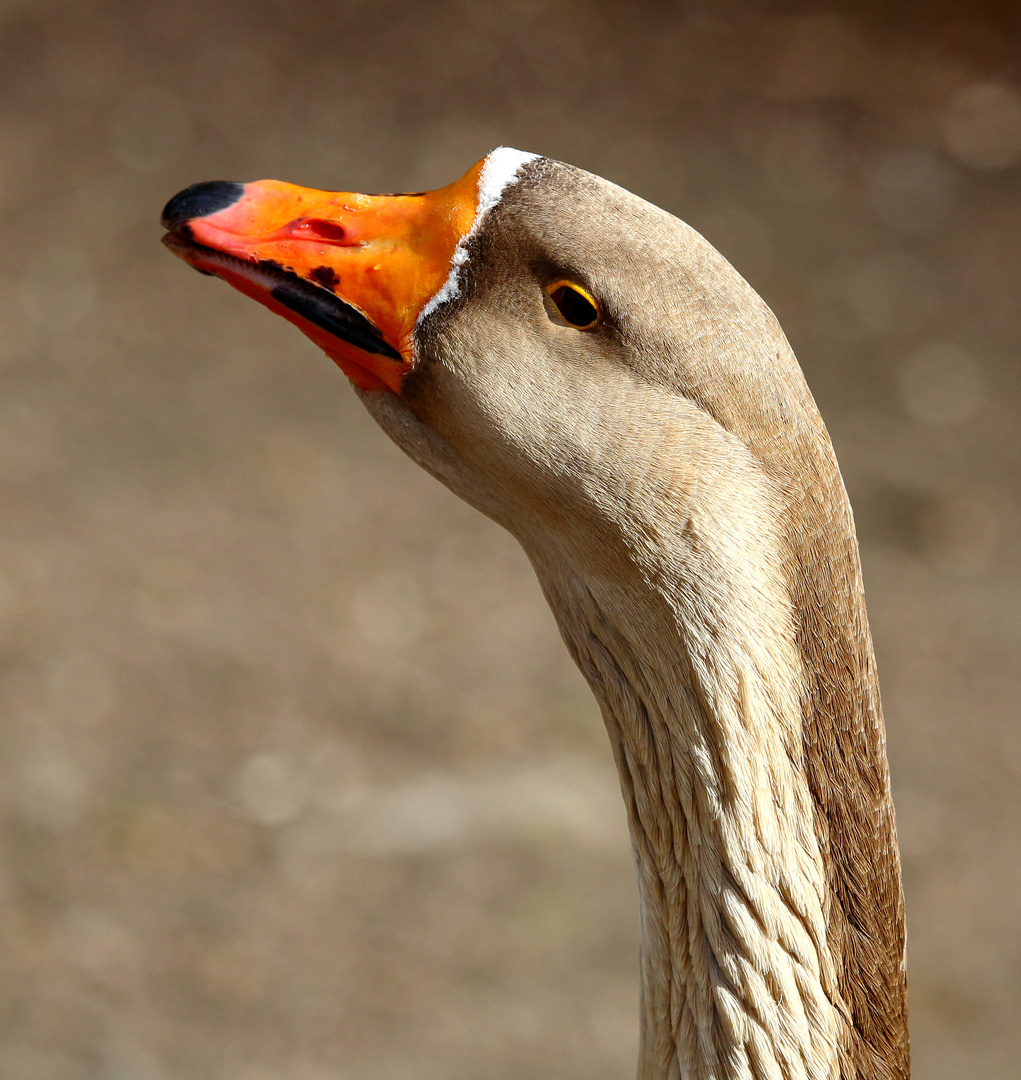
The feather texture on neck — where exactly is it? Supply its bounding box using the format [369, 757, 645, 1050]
[526, 399, 845, 1080]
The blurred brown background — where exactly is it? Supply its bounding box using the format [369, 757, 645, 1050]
[0, 1, 1019, 1077]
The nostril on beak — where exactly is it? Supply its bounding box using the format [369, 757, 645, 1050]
[161, 180, 246, 231]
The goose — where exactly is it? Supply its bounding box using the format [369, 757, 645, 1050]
[161, 147, 909, 1080]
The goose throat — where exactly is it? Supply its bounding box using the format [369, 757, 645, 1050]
[530, 451, 846, 1080]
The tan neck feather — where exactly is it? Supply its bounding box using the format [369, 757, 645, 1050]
[528, 428, 850, 1080]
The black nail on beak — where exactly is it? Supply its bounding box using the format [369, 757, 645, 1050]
[161, 180, 246, 231]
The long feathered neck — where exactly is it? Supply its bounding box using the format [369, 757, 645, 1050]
[524, 411, 908, 1080]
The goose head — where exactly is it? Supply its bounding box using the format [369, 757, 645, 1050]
[163, 150, 820, 582]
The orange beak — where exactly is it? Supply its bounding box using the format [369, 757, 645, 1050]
[161, 161, 485, 393]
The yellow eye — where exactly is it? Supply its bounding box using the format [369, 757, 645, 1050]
[546, 280, 600, 329]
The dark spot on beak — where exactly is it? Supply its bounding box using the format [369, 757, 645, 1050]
[309, 265, 340, 290]
[161, 180, 245, 230]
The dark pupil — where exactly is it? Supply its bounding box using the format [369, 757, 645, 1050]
[554, 286, 597, 327]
